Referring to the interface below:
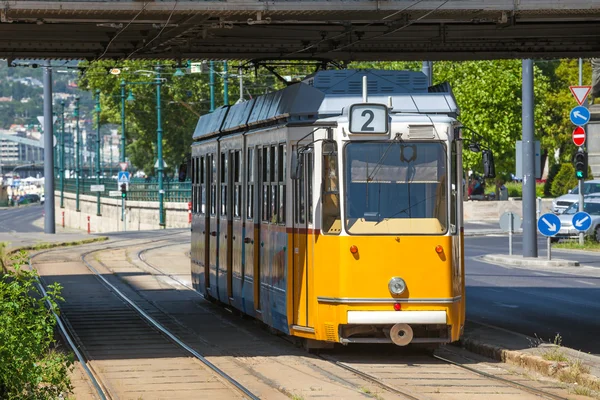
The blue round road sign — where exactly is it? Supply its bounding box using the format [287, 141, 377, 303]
[572, 211, 592, 232]
[570, 106, 591, 126]
[537, 213, 561, 237]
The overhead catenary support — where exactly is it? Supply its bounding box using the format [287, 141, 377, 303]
[209, 61, 215, 112]
[60, 100, 65, 208]
[75, 96, 81, 212]
[156, 65, 165, 227]
[43, 60, 55, 234]
[578, 57, 585, 246]
[95, 89, 102, 216]
[522, 59, 538, 258]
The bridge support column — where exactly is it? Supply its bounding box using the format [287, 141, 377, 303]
[522, 59, 537, 257]
[43, 60, 56, 234]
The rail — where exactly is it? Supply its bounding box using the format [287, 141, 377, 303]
[61, 178, 191, 203]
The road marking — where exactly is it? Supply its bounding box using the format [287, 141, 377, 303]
[533, 272, 549, 276]
[493, 302, 519, 308]
[575, 280, 595, 286]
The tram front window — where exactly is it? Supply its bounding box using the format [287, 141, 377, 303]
[344, 141, 448, 235]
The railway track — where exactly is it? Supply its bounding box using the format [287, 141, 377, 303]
[322, 345, 574, 400]
[31, 234, 583, 400]
[31, 233, 259, 400]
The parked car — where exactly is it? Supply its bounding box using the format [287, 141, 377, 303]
[17, 193, 40, 205]
[555, 195, 600, 242]
[552, 179, 600, 213]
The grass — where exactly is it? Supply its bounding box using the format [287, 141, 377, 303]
[559, 358, 591, 384]
[542, 334, 569, 362]
[554, 239, 600, 252]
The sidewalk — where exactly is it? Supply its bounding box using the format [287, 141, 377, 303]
[0, 231, 106, 252]
[462, 321, 600, 393]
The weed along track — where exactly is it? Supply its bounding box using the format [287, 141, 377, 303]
[31, 235, 259, 400]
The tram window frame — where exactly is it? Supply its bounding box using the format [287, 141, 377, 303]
[450, 141, 457, 234]
[321, 142, 341, 235]
[261, 147, 269, 222]
[233, 150, 242, 219]
[307, 151, 314, 224]
[270, 145, 278, 224]
[220, 152, 228, 217]
[210, 154, 217, 216]
[247, 148, 254, 220]
[200, 155, 206, 215]
[295, 149, 306, 225]
[278, 144, 286, 225]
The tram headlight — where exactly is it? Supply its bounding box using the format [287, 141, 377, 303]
[388, 277, 406, 295]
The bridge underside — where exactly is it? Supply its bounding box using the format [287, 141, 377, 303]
[2, 2, 600, 61]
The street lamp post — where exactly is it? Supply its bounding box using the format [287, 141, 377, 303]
[209, 61, 215, 112]
[75, 96, 81, 212]
[155, 65, 165, 227]
[60, 101, 65, 208]
[120, 79, 126, 163]
[95, 89, 101, 216]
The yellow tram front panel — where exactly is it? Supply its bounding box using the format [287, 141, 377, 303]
[310, 234, 463, 343]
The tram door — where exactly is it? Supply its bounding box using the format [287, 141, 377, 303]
[243, 147, 258, 316]
[217, 151, 232, 303]
[293, 149, 314, 328]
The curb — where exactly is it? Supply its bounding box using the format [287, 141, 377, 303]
[460, 336, 600, 392]
[480, 254, 579, 267]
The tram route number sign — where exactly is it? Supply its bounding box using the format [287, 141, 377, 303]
[349, 103, 388, 134]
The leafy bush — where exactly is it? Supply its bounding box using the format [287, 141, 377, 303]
[550, 163, 578, 197]
[544, 163, 561, 197]
[0, 250, 73, 399]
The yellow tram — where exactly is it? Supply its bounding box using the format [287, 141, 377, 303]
[190, 69, 467, 347]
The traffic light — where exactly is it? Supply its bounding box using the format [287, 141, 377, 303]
[120, 183, 127, 199]
[574, 149, 588, 180]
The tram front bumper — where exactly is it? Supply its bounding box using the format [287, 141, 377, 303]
[347, 310, 447, 324]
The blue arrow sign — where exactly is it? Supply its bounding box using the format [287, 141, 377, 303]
[572, 211, 592, 232]
[537, 213, 561, 237]
[117, 171, 130, 184]
[570, 106, 591, 126]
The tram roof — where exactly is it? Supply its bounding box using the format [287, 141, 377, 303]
[192, 69, 459, 140]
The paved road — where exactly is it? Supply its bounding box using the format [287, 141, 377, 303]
[0, 205, 44, 233]
[466, 234, 600, 355]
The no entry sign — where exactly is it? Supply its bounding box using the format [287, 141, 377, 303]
[573, 126, 586, 147]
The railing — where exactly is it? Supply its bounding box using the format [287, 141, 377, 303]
[61, 178, 191, 203]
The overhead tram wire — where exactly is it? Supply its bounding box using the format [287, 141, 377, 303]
[282, 0, 427, 58]
[328, 0, 450, 54]
[96, 2, 149, 61]
[125, 0, 179, 60]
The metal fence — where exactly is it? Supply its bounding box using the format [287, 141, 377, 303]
[61, 178, 191, 203]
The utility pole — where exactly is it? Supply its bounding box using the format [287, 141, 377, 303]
[238, 67, 244, 104]
[95, 89, 101, 216]
[43, 60, 56, 234]
[522, 59, 538, 257]
[223, 61, 229, 105]
[209, 61, 215, 112]
[156, 65, 165, 227]
[60, 100, 65, 208]
[75, 96, 81, 212]
[578, 58, 585, 245]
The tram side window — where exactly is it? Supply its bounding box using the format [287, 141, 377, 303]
[278, 144, 286, 224]
[307, 151, 313, 224]
[294, 148, 305, 224]
[233, 150, 241, 219]
[221, 153, 228, 217]
[247, 148, 254, 220]
[322, 143, 341, 234]
[270, 145, 278, 224]
[191, 157, 196, 214]
[450, 141, 457, 234]
[210, 154, 217, 216]
[261, 147, 269, 222]
[200, 156, 206, 215]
